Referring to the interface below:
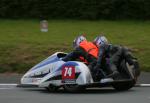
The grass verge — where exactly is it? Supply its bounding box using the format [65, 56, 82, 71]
[0, 19, 149, 73]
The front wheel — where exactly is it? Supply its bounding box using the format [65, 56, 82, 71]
[63, 84, 86, 92]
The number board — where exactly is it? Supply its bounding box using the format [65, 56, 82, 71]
[62, 66, 75, 80]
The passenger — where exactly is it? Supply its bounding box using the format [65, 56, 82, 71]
[62, 35, 107, 81]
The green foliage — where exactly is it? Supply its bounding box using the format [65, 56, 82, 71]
[0, 0, 150, 19]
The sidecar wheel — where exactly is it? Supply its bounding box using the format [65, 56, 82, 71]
[63, 84, 85, 92]
[46, 84, 60, 92]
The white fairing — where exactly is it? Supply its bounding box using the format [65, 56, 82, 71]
[21, 52, 93, 88]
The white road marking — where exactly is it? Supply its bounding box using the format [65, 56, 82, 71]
[0, 84, 18, 89]
[0, 88, 16, 90]
[135, 84, 150, 87]
[0, 84, 18, 86]
[0, 83, 150, 90]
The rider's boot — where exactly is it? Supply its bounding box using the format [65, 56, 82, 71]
[107, 71, 120, 80]
[98, 69, 114, 83]
[92, 69, 106, 82]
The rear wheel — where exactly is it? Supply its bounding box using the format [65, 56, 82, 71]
[63, 84, 86, 92]
[112, 80, 135, 91]
[113, 59, 139, 91]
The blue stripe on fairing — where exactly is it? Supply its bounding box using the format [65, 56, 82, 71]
[56, 61, 79, 72]
[31, 57, 60, 71]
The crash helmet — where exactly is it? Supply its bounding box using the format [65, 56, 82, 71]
[93, 35, 108, 47]
[73, 35, 86, 49]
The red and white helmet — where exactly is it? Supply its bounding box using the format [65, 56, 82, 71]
[73, 35, 86, 48]
[93, 36, 108, 47]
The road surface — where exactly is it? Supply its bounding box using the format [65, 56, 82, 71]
[0, 72, 149, 103]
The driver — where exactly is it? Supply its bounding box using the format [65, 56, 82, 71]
[62, 35, 107, 81]
[93, 35, 136, 79]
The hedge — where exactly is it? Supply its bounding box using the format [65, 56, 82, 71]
[0, 0, 150, 20]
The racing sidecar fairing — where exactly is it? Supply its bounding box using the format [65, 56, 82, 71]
[21, 52, 93, 88]
[21, 52, 140, 92]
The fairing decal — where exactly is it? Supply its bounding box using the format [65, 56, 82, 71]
[28, 72, 49, 78]
[31, 58, 60, 71]
[45, 72, 81, 81]
[55, 61, 79, 72]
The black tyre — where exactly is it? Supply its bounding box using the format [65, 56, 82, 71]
[46, 84, 60, 92]
[112, 80, 135, 91]
[63, 84, 86, 92]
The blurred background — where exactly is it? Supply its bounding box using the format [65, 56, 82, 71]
[0, 0, 149, 73]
